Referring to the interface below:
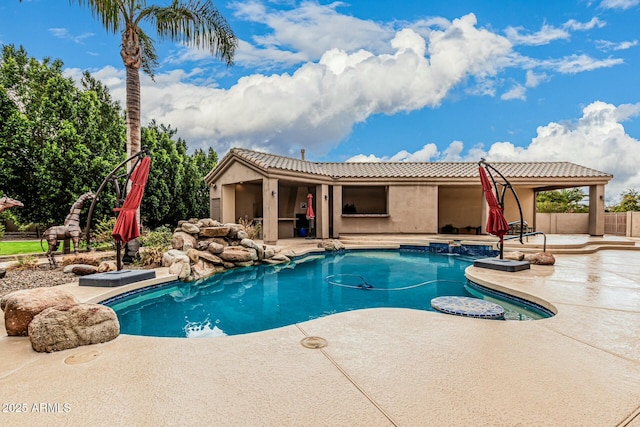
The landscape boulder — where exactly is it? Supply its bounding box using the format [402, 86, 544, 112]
[169, 259, 191, 280]
[524, 252, 556, 266]
[504, 251, 525, 261]
[71, 265, 98, 276]
[181, 222, 200, 234]
[220, 246, 258, 263]
[28, 304, 120, 353]
[97, 261, 118, 273]
[200, 226, 231, 238]
[171, 231, 197, 251]
[318, 239, 345, 251]
[207, 242, 225, 254]
[2, 288, 78, 336]
[196, 251, 223, 265]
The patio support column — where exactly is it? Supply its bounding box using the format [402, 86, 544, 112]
[221, 184, 236, 224]
[316, 184, 329, 239]
[332, 185, 343, 238]
[588, 184, 605, 236]
[263, 178, 279, 244]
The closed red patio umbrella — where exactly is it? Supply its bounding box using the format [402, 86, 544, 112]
[479, 166, 510, 258]
[306, 193, 315, 237]
[112, 156, 151, 268]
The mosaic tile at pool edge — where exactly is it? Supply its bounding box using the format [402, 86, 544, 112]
[466, 281, 555, 317]
[431, 296, 505, 319]
[425, 243, 499, 257]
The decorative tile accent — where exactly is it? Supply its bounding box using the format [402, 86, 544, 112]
[425, 243, 499, 257]
[466, 281, 554, 317]
[431, 296, 505, 319]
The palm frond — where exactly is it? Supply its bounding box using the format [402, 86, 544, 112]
[70, 0, 126, 33]
[137, 30, 159, 79]
[144, 0, 237, 66]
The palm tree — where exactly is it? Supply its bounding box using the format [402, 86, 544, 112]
[72, 0, 237, 165]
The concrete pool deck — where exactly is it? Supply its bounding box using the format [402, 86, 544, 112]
[1, 234, 639, 426]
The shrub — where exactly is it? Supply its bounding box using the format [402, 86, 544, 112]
[139, 225, 172, 248]
[11, 255, 39, 270]
[61, 255, 99, 267]
[136, 225, 173, 267]
[91, 217, 117, 250]
[238, 217, 262, 240]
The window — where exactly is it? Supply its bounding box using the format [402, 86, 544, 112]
[342, 186, 388, 214]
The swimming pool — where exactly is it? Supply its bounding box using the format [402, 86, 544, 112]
[105, 250, 551, 337]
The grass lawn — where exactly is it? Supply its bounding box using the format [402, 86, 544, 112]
[0, 240, 62, 256]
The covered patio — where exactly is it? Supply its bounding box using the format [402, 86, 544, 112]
[205, 149, 613, 244]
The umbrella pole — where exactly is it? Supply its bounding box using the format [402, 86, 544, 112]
[499, 237, 504, 259]
[116, 241, 122, 271]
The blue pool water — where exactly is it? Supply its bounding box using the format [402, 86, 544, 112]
[106, 250, 551, 337]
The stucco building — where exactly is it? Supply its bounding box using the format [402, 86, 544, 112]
[204, 148, 613, 244]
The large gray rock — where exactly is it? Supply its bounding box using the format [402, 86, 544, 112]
[207, 242, 225, 255]
[504, 251, 525, 261]
[97, 261, 117, 273]
[189, 263, 217, 281]
[71, 265, 98, 276]
[171, 231, 197, 250]
[196, 251, 223, 265]
[220, 246, 258, 263]
[317, 239, 345, 251]
[169, 259, 191, 279]
[186, 248, 200, 263]
[28, 304, 120, 353]
[2, 288, 78, 336]
[200, 218, 216, 227]
[200, 226, 231, 238]
[524, 252, 556, 265]
[181, 222, 200, 234]
[240, 239, 264, 260]
[162, 249, 190, 267]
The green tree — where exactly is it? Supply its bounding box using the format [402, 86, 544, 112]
[138, 122, 217, 228]
[1, 45, 219, 230]
[0, 45, 126, 226]
[71, 0, 237, 165]
[611, 189, 640, 212]
[536, 188, 588, 213]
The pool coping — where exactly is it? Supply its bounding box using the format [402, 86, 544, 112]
[1, 234, 639, 426]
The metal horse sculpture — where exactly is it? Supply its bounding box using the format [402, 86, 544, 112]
[41, 192, 95, 268]
[0, 196, 24, 212]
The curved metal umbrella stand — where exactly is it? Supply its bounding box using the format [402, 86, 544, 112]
[478, 158, 525, 259]
[84, 147, 151, 253]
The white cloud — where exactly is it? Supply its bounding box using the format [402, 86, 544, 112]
[505, 24, 569, 46]
[600, 0, 640, 10]
[595, 39, 638, 51]
[346, 102, 640, 202]
[78, 16, 514, 158]
[525, 70, 549, 87]
[229, 0, 395, 66]
[538, 54, 623, 74]
[346, 143, 440, 162]
[48, 27, 94, 44]
[501, 84, 526, 101]
[505, 17, 604, 46]
[562, 17, 606, 31]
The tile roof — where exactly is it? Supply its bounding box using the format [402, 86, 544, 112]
[226, 148, 612, 180]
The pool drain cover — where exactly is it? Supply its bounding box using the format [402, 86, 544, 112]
[64, 350, 101, 365]
[301, 336, 328, 349]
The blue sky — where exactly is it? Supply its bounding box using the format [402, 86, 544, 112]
[1, 0, 640, 201]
